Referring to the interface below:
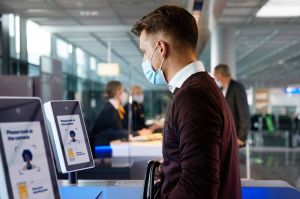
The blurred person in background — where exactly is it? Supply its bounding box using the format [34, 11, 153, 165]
[214, 64, 250, 148]
[91, 81, 127, 146]
[123, 85, 161, 133]
[91, 81, 150, 147]
[124, 85, 147, 131]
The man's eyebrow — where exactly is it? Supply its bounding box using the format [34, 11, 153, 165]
[140, 49, 145, 54]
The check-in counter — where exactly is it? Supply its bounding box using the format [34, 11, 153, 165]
[59, 179, 300, 199]
[110, 140, 162, 157]
[59, 180, 143, 199]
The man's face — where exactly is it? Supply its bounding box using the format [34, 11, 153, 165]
[139, 30, 161, 71]
[214, 72, 225, 87]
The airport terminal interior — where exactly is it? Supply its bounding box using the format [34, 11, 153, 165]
[1, 0, 300, 198]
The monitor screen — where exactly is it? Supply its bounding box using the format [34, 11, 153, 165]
[44, 100, 94, 173]
[0, 97, 60, 199]
[56, 114, 90, 166]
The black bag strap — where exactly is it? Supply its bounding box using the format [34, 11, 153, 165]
[143, 160, 161, 199]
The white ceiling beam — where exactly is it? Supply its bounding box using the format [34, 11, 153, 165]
[238, 24, 300, 31]
[41, 25, 131, 33]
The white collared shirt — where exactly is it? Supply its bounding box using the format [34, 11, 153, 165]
[108, 98, 120, 110]
[222, 87, 228, 97]
[168, 61, 206, 93]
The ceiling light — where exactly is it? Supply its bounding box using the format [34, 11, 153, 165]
[277, 59, 284, 65]
[256, 0, 300, 18]
[31, 18, 51, 22]
[24, 0, 44, 2]
[26, 9, 51, 13]
[97, 38, 120, 76]
[97, 63, 120, 76]
[79, 11, 99, 16]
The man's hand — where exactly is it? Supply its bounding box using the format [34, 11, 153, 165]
[237, 138, 245, 148]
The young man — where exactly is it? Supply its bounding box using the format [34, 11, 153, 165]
[132, 5, 241, 199]
[214, 64, 250, 148]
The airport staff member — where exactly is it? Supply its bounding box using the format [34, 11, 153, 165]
[91, 81, 151, 146]
[123, 85, 147, 131]
[123, 85, 161, 133]
[214, 64, 250, 147]
[91, 81, 128, 146]
[132, 5, 241, 199]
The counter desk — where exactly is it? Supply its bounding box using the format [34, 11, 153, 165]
[59, 179, 300, 199]
[110, 139, 163, 157]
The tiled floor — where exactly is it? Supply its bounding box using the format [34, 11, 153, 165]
[239, 147, 300, 190]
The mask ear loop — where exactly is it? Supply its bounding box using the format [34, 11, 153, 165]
[149, 45, 158, 63]
[158, 57, 167, 83]
[150, 43, 165, 72]
[159, 57, 165, 71]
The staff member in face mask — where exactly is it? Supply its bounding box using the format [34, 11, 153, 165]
[132, 5, 241, 199]
[91, 81, 150, 147]
[123, 85, 147, 131]
[123, 85, 162, 133]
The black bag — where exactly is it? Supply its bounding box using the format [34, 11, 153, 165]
[142, 160, 162, 199]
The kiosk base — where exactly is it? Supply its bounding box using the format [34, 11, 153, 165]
[68, 172, 78, 185]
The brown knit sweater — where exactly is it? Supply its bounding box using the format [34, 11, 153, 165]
[161, 72, 241, 199]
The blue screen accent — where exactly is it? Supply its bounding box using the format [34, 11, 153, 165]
[242, 187, 300, 199]
[95, 145, 112, 158]
[285, 87, 300, 94]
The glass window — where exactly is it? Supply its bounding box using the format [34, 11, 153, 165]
[76, 48, 85, 66]
[90, 57, 97, 71]
[56, 38, 69, 59]
[26, 20, 51, 65]
[15, 15, 20, 58]
[8, 14, 20, 59]
[8, 14, 15, 38]
[68, 44, 73, 54]
[76, 48, 87, 78]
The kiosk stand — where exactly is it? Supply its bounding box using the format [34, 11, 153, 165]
[68, 172, 78, 184]
[44, 100, 95, 185]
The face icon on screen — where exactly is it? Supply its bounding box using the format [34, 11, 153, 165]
[70, 130, 77, 142]
[22, 149, 37, 171]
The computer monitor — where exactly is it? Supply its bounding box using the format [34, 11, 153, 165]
[44, 100, 94, 173]
[0, 97, 60, 199]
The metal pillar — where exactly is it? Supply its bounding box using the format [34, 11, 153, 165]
[211, 25, 236, 79]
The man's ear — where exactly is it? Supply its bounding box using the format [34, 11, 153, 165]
[157, 40, 168, 58]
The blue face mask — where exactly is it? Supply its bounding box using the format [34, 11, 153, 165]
[142, 46, 167, 86]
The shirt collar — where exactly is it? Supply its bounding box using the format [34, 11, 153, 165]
[168, 61, 205, 93]
[108, 98, 120, 110]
